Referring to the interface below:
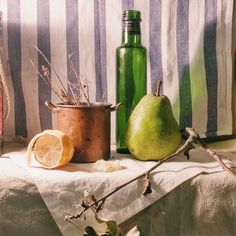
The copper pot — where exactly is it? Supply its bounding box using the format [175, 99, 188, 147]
[45, 101, 119, 163]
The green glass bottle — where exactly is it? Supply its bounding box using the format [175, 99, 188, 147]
[116, 10, 147, 153]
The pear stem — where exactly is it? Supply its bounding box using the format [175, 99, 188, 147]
[156, 80, 162, 96]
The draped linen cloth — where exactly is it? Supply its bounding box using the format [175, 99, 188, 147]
[0, 0, 234, 142]
[5, 142, 236, 236]
[0, 157, 62, 236]
[1, 153, 236, 236]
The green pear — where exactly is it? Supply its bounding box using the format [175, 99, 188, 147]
[125, 81, 181, 161]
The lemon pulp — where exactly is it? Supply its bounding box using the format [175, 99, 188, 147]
[27, 130, 74, 169]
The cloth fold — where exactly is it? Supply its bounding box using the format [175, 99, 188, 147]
[5, 140, 236, 236]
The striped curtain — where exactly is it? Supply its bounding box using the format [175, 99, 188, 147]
[0, 0, 233, 142]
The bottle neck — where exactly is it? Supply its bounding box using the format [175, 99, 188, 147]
[122, 21, 141, 45]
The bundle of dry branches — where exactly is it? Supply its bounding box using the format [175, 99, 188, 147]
[30, 46, 92, 106]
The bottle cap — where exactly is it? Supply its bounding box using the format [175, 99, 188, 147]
[122, 10, 141, 21]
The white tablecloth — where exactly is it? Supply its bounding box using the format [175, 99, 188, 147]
[4, 140, 236, 235]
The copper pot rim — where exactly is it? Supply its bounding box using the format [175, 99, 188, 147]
[45, 101, 121, 112]
[56, 102, 112, 109]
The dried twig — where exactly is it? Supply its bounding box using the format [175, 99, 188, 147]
[68, 54, 90, 104]
[193, 134, 236, 177]
[66, 82, 85, 105]
[31, 49, 92, 105]
[100, 89, 107, 103]
[65, 127, 199, 221]
[34, 46, 68, 95]
[65, 127, 235, 222]
[30, 59, 70, 104]
[67, 80, 79, 106]
[83, 74, 90, 103]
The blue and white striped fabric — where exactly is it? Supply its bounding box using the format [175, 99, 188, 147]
[0, 0, 234, 142]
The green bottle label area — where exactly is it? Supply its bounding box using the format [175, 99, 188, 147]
[122, 21, 140, 35]
[116, 46, 147, 153]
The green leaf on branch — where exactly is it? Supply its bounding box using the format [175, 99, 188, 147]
[83, 226, 99, 236]
[95, 214, 124, 236]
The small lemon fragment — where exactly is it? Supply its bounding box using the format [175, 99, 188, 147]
[27, 130, 74, 169]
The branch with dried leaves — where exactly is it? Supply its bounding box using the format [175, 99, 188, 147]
[65, 127, 236, 223]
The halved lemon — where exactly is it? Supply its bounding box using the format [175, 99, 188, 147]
[27, 130, 74, 169]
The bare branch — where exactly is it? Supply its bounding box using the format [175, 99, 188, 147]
[100, 89, 107, 103]
[65, 127, 235, 223]
[68, 54, 90, 105]
[67, 80, 79, 106]
[194, 137, 236, 177]
[30, 51, 92, 106]
[34, 46, 68, 94]
[65, 127, 199, 221]
[30, 59, 67, 104]
[83, 74, 90, 103]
